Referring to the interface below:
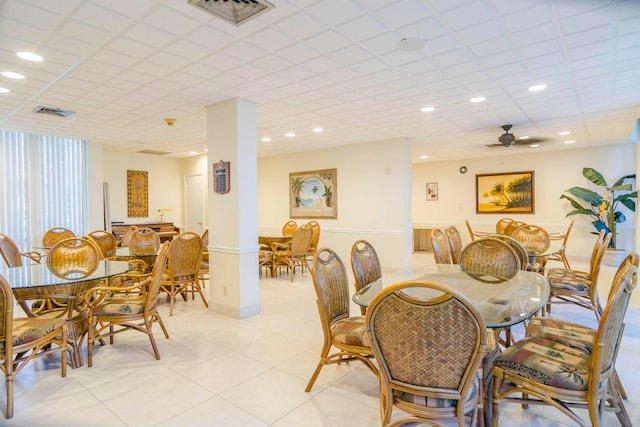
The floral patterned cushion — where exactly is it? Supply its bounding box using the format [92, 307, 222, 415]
[94, 296, 145, 316]
[494, 337, 591, 391]
[547, 268, 591, 292]
[525, 317, 596, 354]
[395, 376, 478, 409]
[332, 316, 370, 347]
[12, 318, 64, 346]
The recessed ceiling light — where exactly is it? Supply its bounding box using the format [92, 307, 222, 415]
[1, 71, 25, 79]
[470, 96, 486, 103]
[189, 151, 198, 155]
[312, 127, 323, 133]
[261, 137, 271, 142]
[528, 84, 546, 92]
[564, 140, 575, 144]
[397, 37, 427, 52]
[420, 155, 428, 159]
[0, 87, 9, 93]
[518, 136, 530, 140]
[530, 144, 540, 148]
[558, 131, 570, 136]
[204, 148, 208, 152]
[285, 132, 295, 137]
[420, 106, 435, 112]
[17, 51, 43, 62]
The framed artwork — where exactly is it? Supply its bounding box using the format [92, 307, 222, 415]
[426, 182, 438, 201]
[127, 170, 148, 217]
[290, 168, 337, 219]
[476, 171, 534, 214]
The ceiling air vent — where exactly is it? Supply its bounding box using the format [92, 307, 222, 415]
[137, 149, 170, 155]
[186, 0, 274, 26]
[32, 105, 75, 118]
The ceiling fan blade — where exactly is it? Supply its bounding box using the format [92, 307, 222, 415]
[513, 137, 550, 146]
[486, 143, 510, 148]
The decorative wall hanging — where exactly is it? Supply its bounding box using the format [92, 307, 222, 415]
[290, 168, 337, 219]
[476, 170, 534, 214]
[127, 170, 148, 217]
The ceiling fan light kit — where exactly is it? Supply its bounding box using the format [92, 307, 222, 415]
[486, 124, 549, 148]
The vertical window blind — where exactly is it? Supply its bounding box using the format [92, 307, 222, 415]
[0, 130, 88, 253]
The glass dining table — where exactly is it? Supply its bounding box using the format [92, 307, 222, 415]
[2, 260, 133, 368]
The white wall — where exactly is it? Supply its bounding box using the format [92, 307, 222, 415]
[412, 144, 637, 260]
[102, 151, 183, 227]
[258, 138, 413, 270]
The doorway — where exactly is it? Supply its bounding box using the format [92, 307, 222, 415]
[185, 174, 204, 235]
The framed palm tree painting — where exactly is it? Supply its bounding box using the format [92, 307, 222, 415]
[289, 168, 337, 219]
[476, 171, 534, 214]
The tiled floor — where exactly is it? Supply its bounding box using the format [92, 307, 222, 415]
[4, 255, 639, 426]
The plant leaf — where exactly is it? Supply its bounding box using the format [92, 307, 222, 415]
[583, 167, 607, 187]
[565, 187, 603, 205]
[609, 184, 632, 192]
[612, 174, 636, 187]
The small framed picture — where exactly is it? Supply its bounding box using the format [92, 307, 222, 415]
[426, 182, 438, 201]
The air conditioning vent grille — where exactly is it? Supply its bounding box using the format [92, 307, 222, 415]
[137, 149, 170, 155]
[187, 0, 274, 26]
[32, 105, 76, 117]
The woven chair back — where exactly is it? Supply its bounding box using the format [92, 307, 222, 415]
[306, 221, 321, 251]
[366, 280, 486, 401]
[503, 221, 526, 236]
[0, 274, 12, 344]
[459, 237, 520, 280]
[129, 227, 161, 256]
[291, 224, 313, 256]
[46, 237, 101, 279]
[350, 240, 382, 293]
[431, 229, 452, 264]
[445, 226, 463, 264]
[311, 248, 350, 326]
[488, 234, 529, 271]
[590, 264, 637, 392]
[168, 232, 203, 279]
[42, 227, 75, 248]
[121, 225, 139, 247]
[147, 242, 170, 310]
[496, 218, 517, 234]
[201, 229, 209, 246]
[282, 220, 298, 238]
[87, 230, 117, 258]
[511, 224, 550, 254]
[0, 234, 23, 267]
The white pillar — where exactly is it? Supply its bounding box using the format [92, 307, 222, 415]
[206, 98, 260, 318]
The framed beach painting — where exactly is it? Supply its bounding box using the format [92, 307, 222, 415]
[290, 168, 337, 219]
[476, 171, 534, 214]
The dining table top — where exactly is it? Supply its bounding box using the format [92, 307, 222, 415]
[353, 264, 550, 329]
[2, 260, 133, 289]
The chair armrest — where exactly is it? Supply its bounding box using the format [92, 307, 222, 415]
[271, 241, 291, 251]
[20, 251, 45, 263]
[85, 280, 150, 306]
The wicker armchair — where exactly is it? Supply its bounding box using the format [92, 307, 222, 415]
[128, 227, 160, 274]
[160, 232, 207, 316]
[459, 237, 520, 282]
[42, 227, 75, 248]
[0, 274, 67, 419]
[350, 240, 382, 315]
[547, 220, 574, 269]
[502, 221, 526, 236]
[465, 219, 484, 241]
[431, 228, 452, 264]
[272, 224, 312, 281]
[87, 230, 117, 258]
[365, 279, 486, 426]
[495, 218, 516, 235]
[492, 263, 637, 427]
[488, 233, 535, 272]
[119, 225, 138, 247]
[545, 229, 612, 320]
[281, 220, 297, 238]
[305, 248, 378, 392]
[510, 224, 550, 264]
[305, 220, 321, 258]
[0, 233, 42, 267]
[85, 242, 170, 366]
[445, 226, 463, 264]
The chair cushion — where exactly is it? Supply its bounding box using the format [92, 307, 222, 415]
[546, 268, 591, 292]
[331, 316, 370, 347]
[525, 317, 596, 354]
[94, 296, 145, 315]
[12, 318, 64, 346]
[395, 376, 478, 409]
[494, 337, 590, 391]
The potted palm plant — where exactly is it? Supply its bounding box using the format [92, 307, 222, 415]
[560, 167, 637, 266]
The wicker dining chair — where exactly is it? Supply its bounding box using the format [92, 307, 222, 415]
[431, 228, 452, 264]
[258, 243, 274, 277]
[0, 233, 42, 267]
[305, 248, 378, 392]
[87, 230, 117, 258]
[85, 242, 170, 366]
[272, 224, 313, 281]
[160, 232, 207, 316]
[445, 226, 463, 264]
[281, 220, 297, 238]
[129, 227, 161, 273]
[547, 220, 574, 269]
[366, 279, 486, 427]
[502, 221, 526, 236]
[0, 274, 67, 419]
[305, 220, 321, 258]
[488, 233, 534, 272]
[459, 237, 520, 282]
[350, 240, 382, 315]
[546, 229, 611, 320]
[42, 227, 75, 248]
[495, 218, 516, 235]
[492, 263, 637, 427]
[119, 225, 138, 247]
